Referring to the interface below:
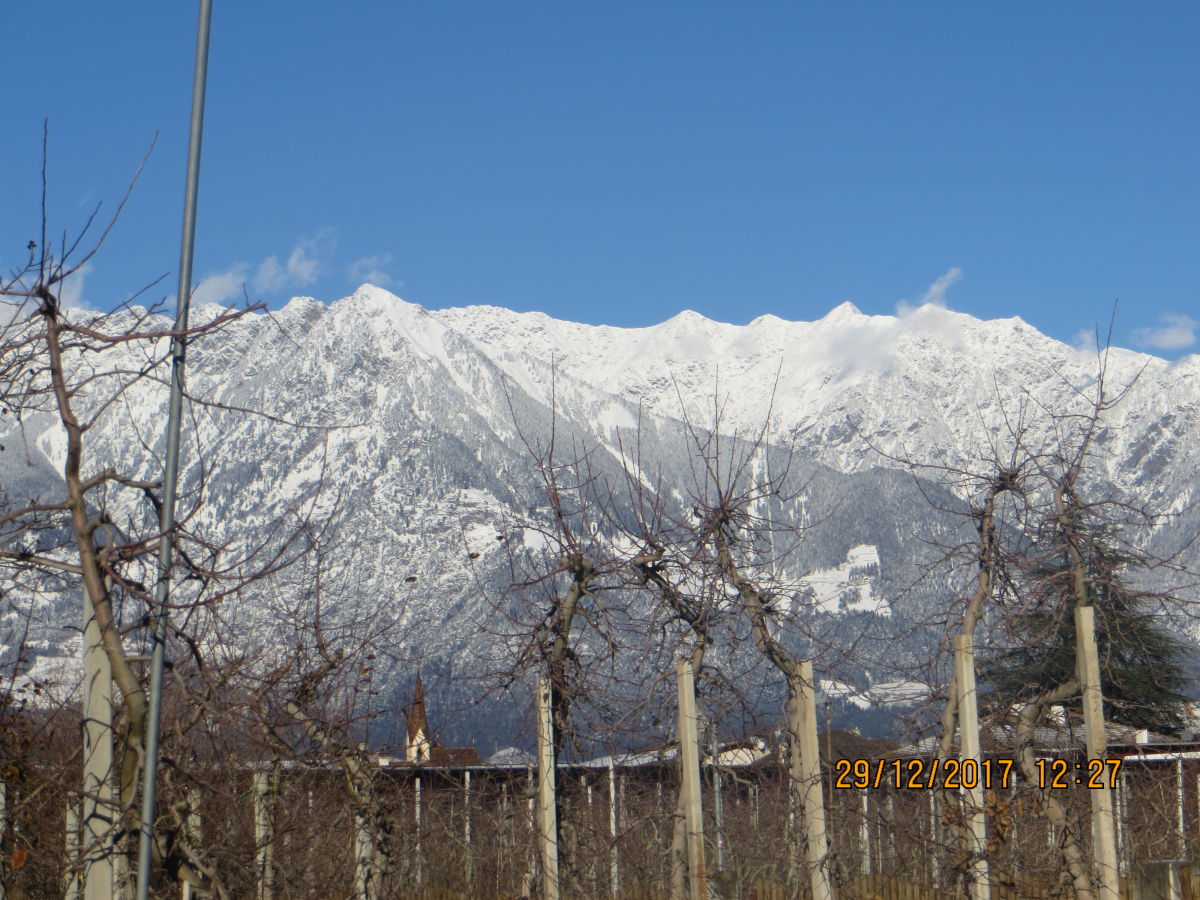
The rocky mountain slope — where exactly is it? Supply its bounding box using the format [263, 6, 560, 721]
[4, 286, 1198, 747]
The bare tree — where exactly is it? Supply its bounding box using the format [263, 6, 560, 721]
[240, 505, 413, 900]
[887, 338, 1200, 899]
[499, 398, 619, 897]
[0, 135, 322, 897]
[599, 386, 844, 898]
[679, 418, 835, 900]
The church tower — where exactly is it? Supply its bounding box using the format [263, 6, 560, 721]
[405, 673, 431, 763]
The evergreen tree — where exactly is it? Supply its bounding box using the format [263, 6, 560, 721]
[982, 527, 1191, 736]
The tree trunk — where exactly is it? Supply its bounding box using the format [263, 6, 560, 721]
[45, 310, 148, 900]
[283, 700, 390, 898]
[1015, 680, 1096, 900]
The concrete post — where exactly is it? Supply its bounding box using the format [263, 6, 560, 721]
[82, 589, 114, 900]
[1075, 605, 1120, 900]
[464, 770, 473, 893]
[537, 677, 560, 900]
[676, 659, 706, 900]
[792, 659, 834, 900]
[860, 790, 870, 876]
[608, 762, 620, 897]
[253, 771, 275, 900]
[955, 633, 991, 900]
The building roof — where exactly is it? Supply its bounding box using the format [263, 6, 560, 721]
[897, 718, 1178, 757]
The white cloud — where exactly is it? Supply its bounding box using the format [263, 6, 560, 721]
[252, 256, 286, 294]
[58, 262, 95, 312]
[192, 230, 336, 306]
[252, 230, 333, 295]
[895, 267, 963, 318]
[1134, 313, 1197, 352]
[285, 234, 324, 285]
[1072, 327, 1099, 355]
[192, 264, 250, 305]
[920, 267, 962, 307]
[347, 253, 397, 288]
[814, 272, 969, 376]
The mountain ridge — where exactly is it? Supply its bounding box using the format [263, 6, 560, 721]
[4, 287, 1198, 746]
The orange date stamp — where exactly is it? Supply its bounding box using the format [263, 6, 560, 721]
[833, 757, 1123, 791]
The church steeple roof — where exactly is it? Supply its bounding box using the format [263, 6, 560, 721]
[406, 672, 428, 744]
[395, 672, 482, 766]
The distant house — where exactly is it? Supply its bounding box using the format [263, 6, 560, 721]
[706, 739, 771, 768]
[487, 746, 536, 767]
[867, 680, 930, 707]
[895, 706, 1180, 758]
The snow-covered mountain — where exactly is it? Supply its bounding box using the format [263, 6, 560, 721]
[4, 286, 1199, 746]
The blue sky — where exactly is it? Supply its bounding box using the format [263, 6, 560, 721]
[2, 2, 1197, 356]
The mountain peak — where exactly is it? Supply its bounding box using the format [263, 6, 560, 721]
[348, 283, 413, 307]
[660, 308, 713, 327]
[825, 301, 865, 319]
[748, 313, 786, 327]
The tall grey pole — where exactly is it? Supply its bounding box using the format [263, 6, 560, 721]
[710, 724, 725, 873]
[135, 2, 213, 897]
[607, 761, 619, 897]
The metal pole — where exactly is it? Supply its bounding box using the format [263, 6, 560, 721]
[710, 726, 725, 874]
[135, 2, 213, 897]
